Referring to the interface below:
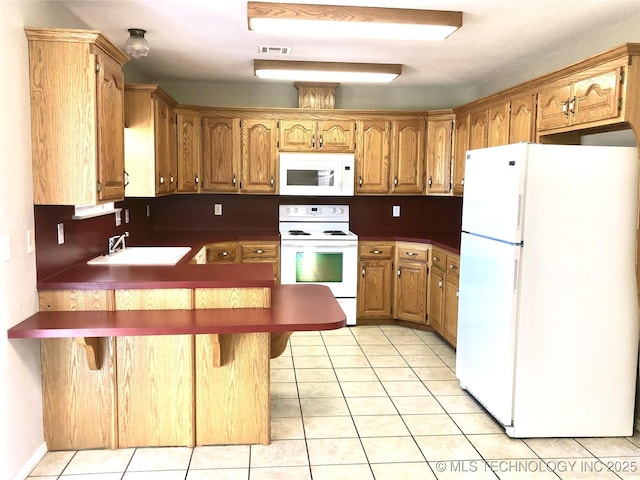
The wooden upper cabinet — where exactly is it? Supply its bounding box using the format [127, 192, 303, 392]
[176, 108, 201, 193]
[426, 115, 453, 195]
[124, 85, 178, 197]
[355, 120, 391, 194]
[26, 28, 128, 205]
[469, 108, 488, 150]
[201, 116, 241, 192]
[452, 113, 469, 197]
[278, 118, 355, 152]
[241, 118, 278, 193]
[390, 118, 425, 194]
[537, 65, 623, 132]
[509, 93, 537, 143]
[487, 101, 510, 147]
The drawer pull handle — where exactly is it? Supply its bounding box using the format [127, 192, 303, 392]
[449, 264, 458, 270]
[362, 268, 366, 277]
[371, 249, 382, 254]
[219, 251, 228, 256]
[406, 251, 417, 256]
[433, 256, 440, 262]
[256, 249, 264, 254]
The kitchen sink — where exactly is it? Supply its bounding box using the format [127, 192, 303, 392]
[87, 246, 192, 266]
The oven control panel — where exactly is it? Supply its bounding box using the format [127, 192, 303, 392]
[279, 205, 349, 222]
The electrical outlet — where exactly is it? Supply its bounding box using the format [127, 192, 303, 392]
[115, 210, 122, 227]
[392, 205, 401, 217]
[125, 209, 130, 224]
[27, 229, 35, 254]
[214, 204, 223, 216]
[57, 223, 65, 245]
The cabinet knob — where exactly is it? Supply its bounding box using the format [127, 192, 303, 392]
[449, 264, 458, 270]
[311, 134, 315, 148]
[256, 249, 264, 254]
[362, 268, 366, 277]
[428, 176, 433, 186]
[195, 174, 199, 185]
[220, 251, 228, 256]
[159, 175, 164, 185]
[169, 175, 174, 184]
[319, 135, 323, 148]
[232, 175, 237, 186]
[438, 280, 443, 288]
[433, 256, 440, 262]
[461, 178, 464, 186]
[371, 249, 382, 254]
[406, 251, 417, 256]
[359, 176, 363, 187]
[397, 268, 401, 278]
[393, 177, 398, 186]
[270, 176, 274, 187]
[569, 96, 576, 115]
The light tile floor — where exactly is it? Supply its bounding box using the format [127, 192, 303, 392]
[28, 325, 640, 480]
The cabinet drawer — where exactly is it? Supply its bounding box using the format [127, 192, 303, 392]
[431, 249, 447, 269]
[359, 243, 393, 259]
[396, 243, 428, 262]
[241, 243, 278, 260]
[205, 242, 238, 263]
[446, 255, 460, 278]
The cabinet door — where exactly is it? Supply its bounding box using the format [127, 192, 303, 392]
[443, 274, 459, 347]
[355, 120, 391, 194]
[452, 113, 469, 196]
[572, 68, 621, 126]
[278, 119, 315, 151]
[487, 101, 510, 147]
[154, 98, 174, 194]
[96, 53, 126, 202]
[426, 117, 453, 194]
[469, 109, 488, 150]
[537, 84, 572, 131]
[241, 118, 278, 193]
[394, 260, 427, 323]
[317, 119, 355, 152]
[357, 260, 393, 318]
[176, 111, 201, 192]
[509, 94, 536, 143]
[391, 118, 425, 194]
[201, 117, 240, 192]
[428, 265, 445, 334]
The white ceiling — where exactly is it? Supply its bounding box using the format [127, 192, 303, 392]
[60, 0, 640, 88]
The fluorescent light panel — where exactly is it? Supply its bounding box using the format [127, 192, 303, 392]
[254, 60, 402, 83]
[247, 2, 463, 41]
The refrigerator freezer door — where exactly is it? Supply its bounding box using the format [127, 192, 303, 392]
[461, 144, 528, 244]
[456, 232, 521, 428]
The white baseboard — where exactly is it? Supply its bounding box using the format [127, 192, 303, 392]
[12, 442, 47, 480]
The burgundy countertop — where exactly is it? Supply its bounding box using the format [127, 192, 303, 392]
[9, 285, 345, 338]
[356, 233, 461, 255]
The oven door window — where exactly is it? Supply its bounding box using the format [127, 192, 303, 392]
[295, 252, 343, 282]
[287, 169, 335, 187]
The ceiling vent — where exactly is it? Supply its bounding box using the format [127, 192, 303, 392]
[259, 45, 291, 55]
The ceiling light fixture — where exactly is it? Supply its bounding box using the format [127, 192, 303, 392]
[247, 2, 463, 41]
[124, 28, 149, 59]
[254, 60, 402, 83]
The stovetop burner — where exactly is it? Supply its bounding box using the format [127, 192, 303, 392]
[288, 230, 310, 236]
[324, 230, 348, 236]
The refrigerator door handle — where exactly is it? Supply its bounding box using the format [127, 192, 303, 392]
[513, 259, 519, 292]
[517, 194, 523, 229]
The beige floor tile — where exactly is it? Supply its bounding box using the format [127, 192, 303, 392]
[523, 438, 594, 459]
[382, 380, 432, 397]
[300, 397, 350, 416]
[128, 447, 192, 471]
[628, 431, 640, 448]
[293, 355, 332, 368]
[429, 343, 456, 355]
[291, 345, 327, 356]
[306, 438, 368, 465]
[439, 354, 457, 368]
[491, 462, 569, 480]
[322, 335, 358, 345]
[577, 438, 640, 457]
[294, 368, 337, 382]
[428, 460, 498, 480]
[270, 355, 293, 369]
[248, 466, 311, 480]
[271, 382, 299, 398]
[62, 448, 135, 475]
[347, 396, 398, 415]
[59, 474, 124, 480]
[335, 367, 378, 382]
[543, 458, 620, 480]
[424, 380, 467, 396]
[393, 395, 445, 415]
[186, 469, 248, 480]
[292, 330, 322, 337]
[297, 381, 342, 398]
[374, 367, 420, 381]
[450, 413, 504, 434]
[596, 456, 640, 479]
[415, 435, 483, 461]
[467, 434, 537, 459]
[415, 331, 448, 344]
[356, 335, 392, 345]
[289, 335, 325, 346]
[437, 395, 485, 414]
[371, 462, 437, 480]
[303, 415, 358, 439]
[340, 381, 387, 397]
[403, 413, 461, 436]
[30, 450, 75, 476]
[27, 477, 59, 480]
[321, 327, 354, 337]
[270, 398, 301, 418]
[250, 440, 308, 468]
[413, 366, 457, 381]
[361, 345, 399, 356]
[352, 414, 411, 437]
[351, 326, 385, 336]
[190, 445, 250, 469]
[271, 417, 305, 440]
[311, 463, 374, 480]
[395, 344, 436, 356]
[386, 335, 425, 345]
[367, 355, 408, 367]
[329, 355, 370, 367]
[361, 436, 425, 463]
[122, 471, 188, 480]
[270, 368, 295, 382]
[403, 354, 447, 368]
[326, 345, 365, 356]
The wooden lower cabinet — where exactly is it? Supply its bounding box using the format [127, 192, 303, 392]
[394, 242, 429, 324]
[357, 242, 394, 319]
[428, 247, 460, 347]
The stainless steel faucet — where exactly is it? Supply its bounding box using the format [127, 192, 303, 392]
[107, 232, 129, 256]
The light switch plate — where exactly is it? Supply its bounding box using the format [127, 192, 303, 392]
[392, 205, 401, 217]
[57, 223, 65, 245]
[125, 209, 130, 224]
[214, 204, 223, 216]
[115, 210, 122, 227]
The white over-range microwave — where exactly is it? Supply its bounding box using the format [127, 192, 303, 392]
[279, 152, 355, 196]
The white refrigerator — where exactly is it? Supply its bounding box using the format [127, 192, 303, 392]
[456, 143, 639, 438]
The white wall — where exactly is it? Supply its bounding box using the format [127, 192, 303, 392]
[0, 3, 87, 479]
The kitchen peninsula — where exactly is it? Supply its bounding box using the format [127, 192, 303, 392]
[8, 258, 346, 451]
